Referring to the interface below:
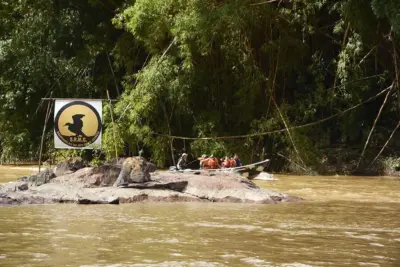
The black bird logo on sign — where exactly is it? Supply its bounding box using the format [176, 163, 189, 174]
[64, 114, 86, 137]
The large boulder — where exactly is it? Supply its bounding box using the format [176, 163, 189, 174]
[51, 164, 121, 188]
[113, 157, 156, 186]
[53, 157, 86, 177]
[0, 171, 302, 205]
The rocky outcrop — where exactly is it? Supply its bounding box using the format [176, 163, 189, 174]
[0, 157, 302, 205]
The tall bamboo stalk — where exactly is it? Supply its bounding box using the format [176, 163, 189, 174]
[107, 90, 119, 161]
[38, 93, 53, 173]
[273, 99, 305, 166]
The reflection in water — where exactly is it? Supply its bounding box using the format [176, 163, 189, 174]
[0, 170, 400, 266]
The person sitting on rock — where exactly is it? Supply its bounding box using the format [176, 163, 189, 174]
[221, 156, 230, 168]
[207, 155, 219, 169]
[199, 154, 220, 170]
[199, 154, 208, 169]
[222, 156, 237, 169]
[221, 156, 228, 168]
[177, 153, 188, 170]
[233, 153, 242, 167]
[229, 157, 237, 168]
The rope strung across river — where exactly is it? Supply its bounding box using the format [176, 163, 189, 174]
[151, 85, 393, 140]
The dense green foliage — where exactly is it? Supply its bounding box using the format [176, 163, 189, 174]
[1, 0, 399, 173]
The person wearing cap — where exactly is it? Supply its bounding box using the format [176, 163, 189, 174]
[177, 153, 188, 170]
[198, 154, 208, 169]
[233, 153, 242, 167]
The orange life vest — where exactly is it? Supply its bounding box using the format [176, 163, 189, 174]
[201, 158, 210, 169]
[222, 158, 229, 168]
[229, 159, 237, 168]
[202, 157, 219, 169]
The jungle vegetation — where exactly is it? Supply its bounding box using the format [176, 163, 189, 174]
[0, 0, 399, 174]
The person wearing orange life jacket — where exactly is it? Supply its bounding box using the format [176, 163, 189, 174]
[229, 157, 237, 168]
[221, 156, 229, 168]
[201, 155, 219, 169]
[209, 155, 219, 169]
[221, 156, 235, 168]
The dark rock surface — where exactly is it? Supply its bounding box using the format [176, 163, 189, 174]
[53, 157, 86, 177]
[24, 168, 56, 186]
[51, 164, 122, 188]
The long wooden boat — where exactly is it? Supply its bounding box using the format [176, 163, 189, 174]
[169, 159, 271, 180]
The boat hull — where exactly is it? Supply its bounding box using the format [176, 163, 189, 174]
[169, 159, 270, 179]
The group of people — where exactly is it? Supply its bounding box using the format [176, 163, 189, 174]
[176, 153, 242, 170]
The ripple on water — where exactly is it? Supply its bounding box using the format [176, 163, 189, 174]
[185, 222, 263, 231]
[219, 254, 238, 259]
[369, 243, 384, 247]
[142, 238, 180, 244]
[241, 257, 270, 265]
[281, 264, 314, 267]
[65, 234, 102, 240]
[97, 248, 113, 252]
[0, 254, 6, 259]
[22, 227, 43, 231]
[344, 232, 380, 241]
[280, 223, 400, 234]
[32, 253, 49, 258]
[170, 253, 184, 257]
[52, 228, 68, 232]
[358, 262, 380, 266]
[80, 261, 227, 267]
[281, 238, 295, 241]
[373, 255, 396, 260]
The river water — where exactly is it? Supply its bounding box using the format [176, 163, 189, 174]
[0, 167, 399, 267]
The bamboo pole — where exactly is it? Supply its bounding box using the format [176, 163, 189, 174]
[356, 83, 394, 170]
[107, 90, 119, 161]
[38, 94, 53, 173]
[106, 49, 120, 97]
[273, 99, 306, 166]
[276, 153, 308, 172]
[370, 120, 400, 166]
[41, 98, 117, 102]
[393, 38, 400, 115]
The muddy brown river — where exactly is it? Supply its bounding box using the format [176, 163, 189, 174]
[0, 167, 399, 266]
